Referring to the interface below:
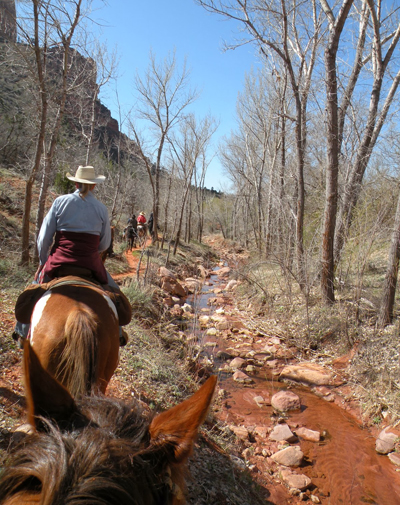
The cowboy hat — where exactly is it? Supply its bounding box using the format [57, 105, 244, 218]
[66, 166, 106, 184]
[139, 211, 146, 216]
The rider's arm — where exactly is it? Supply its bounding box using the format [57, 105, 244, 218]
[98, 206, 112, 253]
[37, 201, 58, 265]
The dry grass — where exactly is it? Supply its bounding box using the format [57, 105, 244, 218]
[230, 245, 400, 426]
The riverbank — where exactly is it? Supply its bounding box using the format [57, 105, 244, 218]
[194, 235, 400, 503]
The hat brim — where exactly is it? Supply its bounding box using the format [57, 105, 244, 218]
[66, 173, 106, 184]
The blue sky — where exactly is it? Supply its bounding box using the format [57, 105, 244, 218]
[90, 0, 259, 190]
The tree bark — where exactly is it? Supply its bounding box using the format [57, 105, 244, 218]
[378, 187, 400, 327]
[320, 0, 354, 304]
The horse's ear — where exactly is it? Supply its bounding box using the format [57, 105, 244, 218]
[149, 376, 217, 463]
[23, 340, 76, 429]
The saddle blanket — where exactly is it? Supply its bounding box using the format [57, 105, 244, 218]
[15, 276, 132, 326]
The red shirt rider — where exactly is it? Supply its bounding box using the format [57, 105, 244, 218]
[137, 212, 146, 225]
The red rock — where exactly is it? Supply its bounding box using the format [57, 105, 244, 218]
[295, 427, 320, 442]
[269, 424, 297, 443]
[271, 446, 303, 467]
[280, 470, 311, 490]
[271, 390, 301, 412]
[280, 362, 332, 386]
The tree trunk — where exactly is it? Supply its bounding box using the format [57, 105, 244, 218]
[377, 187, 400, 327]
[333, 2, 400, 265]
[20, 0, 47, 265]
[320, 0, 354, 304]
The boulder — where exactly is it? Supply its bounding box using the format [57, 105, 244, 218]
[388, 452, 400, 466]
[253, 395, 268, 407]
[254, 426, 268, 438]
[197, 264, 208, 279]
[295, 427, 320, 442]
[233, 370, 254, 384]
[230, 357, 246, 369]
[269, 424, 297, 443]
[245, 365, 257, 374]
[269, 337, 281, 345]
[161, 278, 186, 298]
[271, 390, 301, 412]
[217, 320, 231, 331]
[281, 470, 311, 491]
[158, 266, 176, 279]
[216, 350, 235, 360]
[184, 278, 203, 293]
[198, 315, 210, 326]
[216, 266, 231, 278]
[271, 446, 303, 467]
[225, 279, 238, 291]
[231, 320, 245, 330]
[229, 425, 249, 441]
[280, 362, 332, 386]
[376, 426, 398, 455]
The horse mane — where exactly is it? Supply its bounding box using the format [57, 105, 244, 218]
[57, 304, 99, 397]
[0, 345, 217, 505]
[0, 396, 175, 505]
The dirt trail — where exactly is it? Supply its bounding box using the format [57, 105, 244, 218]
[111, 240, 153, 282]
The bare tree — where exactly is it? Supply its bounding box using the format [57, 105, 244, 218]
[17, 0, 91, 264]
[78, 41, 118, 165]
[169, 113, 217, 254]
[319, 0, 354, 304]
[196, 0, 323, 290]
[377, 181, 400, 327]
[129, 50, 198, 245]
[334, 0, 400, 266]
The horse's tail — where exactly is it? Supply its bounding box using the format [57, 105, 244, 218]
[57, 304, 98, 397]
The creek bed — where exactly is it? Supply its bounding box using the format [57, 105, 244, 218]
[188, 266, 400, 504]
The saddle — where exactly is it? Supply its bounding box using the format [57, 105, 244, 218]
[15, 270, 132, 326]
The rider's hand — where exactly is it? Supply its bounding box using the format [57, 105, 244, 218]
[34, 264, 44, 281]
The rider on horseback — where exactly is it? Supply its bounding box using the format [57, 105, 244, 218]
[13, 166, 130, 345]
[36, 166, 110, 284]
[137, 211, 147, 234]
[125, 213, 138, 248]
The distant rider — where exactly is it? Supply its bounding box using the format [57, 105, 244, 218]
[137, 211, 147, 234]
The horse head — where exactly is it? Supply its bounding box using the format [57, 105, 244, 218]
[0, 342, 217, 505]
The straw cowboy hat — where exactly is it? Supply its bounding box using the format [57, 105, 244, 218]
[139, 211, 146, 216]
[66, 166, 106, 184]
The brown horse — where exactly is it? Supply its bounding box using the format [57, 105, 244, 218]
[0, 343, 217, 505]
[137, 224, 147, 247]
[29, 282, 120, 396]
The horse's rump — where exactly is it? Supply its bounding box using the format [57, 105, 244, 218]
[29, 284, 120, 396]
[15, 276, 132, 326]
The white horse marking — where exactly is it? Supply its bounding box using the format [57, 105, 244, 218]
[30, 291, 52, 345]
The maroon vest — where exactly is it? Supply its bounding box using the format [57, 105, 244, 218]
[41, 231, 108, 284]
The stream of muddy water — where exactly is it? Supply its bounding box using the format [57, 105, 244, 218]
[188, 266, 400, 504]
